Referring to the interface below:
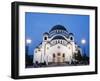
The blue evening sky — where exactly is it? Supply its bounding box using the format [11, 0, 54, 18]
[25, 12, 89, 56]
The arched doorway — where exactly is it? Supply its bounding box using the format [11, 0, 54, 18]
[53, 53, 65, 64]
[57, 53, 61, 64]
[62, 53, 65, 62]
[53, 53, 56, 63]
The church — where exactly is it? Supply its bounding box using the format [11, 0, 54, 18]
[33, 25, 82, 65]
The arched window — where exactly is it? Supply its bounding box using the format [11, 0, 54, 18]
[53, 53, 56, 63]
[56, 40, 57, 44]
[58, 53, 60, 56]
[35, 61, 38, 64]
[56, 40, 57, 43]
[57, 46, 60, 49]
[58, 40, 59, 43]
[38, 49, 40, 51]
[63, 53, 65, 57]
[44, 37, 47, 40]
[70, 37, 73, 40]
[63, 41, 65, 45]
[56, 30, 58, 33]
[61, 40, 62, 44]
[53, 53, 55, 58]
[62, 53, 65, 62]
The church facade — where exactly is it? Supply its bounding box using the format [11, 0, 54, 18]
[33, 25, 82, 65]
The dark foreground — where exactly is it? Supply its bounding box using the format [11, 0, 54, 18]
[26, 61, 89, 68]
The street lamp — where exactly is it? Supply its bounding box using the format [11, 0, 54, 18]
[25, 38, 32, 67]
[26, 38, 32, 45]
[81, 39, 86, 45]
[26, 38, 32, 54]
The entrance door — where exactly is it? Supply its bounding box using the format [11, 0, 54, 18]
[62, 53, 65, 62]
[57, 53, 61, 63]
[53, 53, 56, 63]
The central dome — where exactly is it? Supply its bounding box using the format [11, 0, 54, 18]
[49, 25, 67, 32]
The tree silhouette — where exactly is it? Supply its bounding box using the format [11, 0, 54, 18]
[25, 45, 33, 67]
[73, 50, 82, 62]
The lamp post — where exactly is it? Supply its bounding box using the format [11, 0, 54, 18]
[26, 38, 32, 54]
[26, 38, 32, 67]
[26, 38, 32, 45]
[81, 39, 86, 55]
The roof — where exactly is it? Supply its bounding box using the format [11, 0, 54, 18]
[49, 25, 67, 32]
[43, 32, 49, 35]
[69, 33, 74, 35]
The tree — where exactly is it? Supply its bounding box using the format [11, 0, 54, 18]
[73, 50, 82, 62]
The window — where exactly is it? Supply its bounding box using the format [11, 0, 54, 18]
[57, 46, 60, 49]
[63, 53, 65, 57]
[53, 53, 56, 63]
[58, 53, 60, 56]
[56, 30, 58, 33]
[38, 49, 40, 51]
[56, 40, 57, 44]
[58, 40, 60, 43]
[61, 40, 62, 44]
[62, 53, 65, 62]
[35, 61, 38, 64]
[70, 37, 73, 40]
[53, 53, 55, 58]
[56, 40, 58, 43]
[44, 37, 47, 40]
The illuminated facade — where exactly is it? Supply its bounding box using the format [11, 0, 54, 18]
[33, 25, 82, 65]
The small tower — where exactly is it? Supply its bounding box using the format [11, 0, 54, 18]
[69, 33, 74, 42]
[43, 32, 49, 42]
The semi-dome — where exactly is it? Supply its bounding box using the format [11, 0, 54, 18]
[52, 36, 66, 40]
[49, 25, 67, 32]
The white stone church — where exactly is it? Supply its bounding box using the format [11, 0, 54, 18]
[33, 25, 82, 65]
